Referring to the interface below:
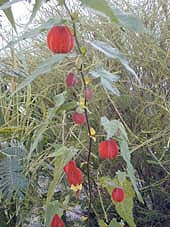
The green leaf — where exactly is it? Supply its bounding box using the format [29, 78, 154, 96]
[116, 170, 127, 185]
[28, 92, 65, 159]
[114, 178, 136, 227]
[87, 40, 141, 85]
[27, 0, 42, 25]
[99, 176, 136, 227]
[14, 54, 67, 94]
[57, 101, 77, 113]
[58, 0, 64, 5]
[111, 7, 145, 33]
[0, 127, 23, 136]
[101, 116, 128, 141]
[0, 0, 22, 9]
[80, 0, 145, 33]
[99, 176, 116, 194]
[109, 218, 124, 227]
[90, 67, 120, 95]
[46, 146, 78, 205]
[0, 17, 61, 51]
[45, 200, 63, 227]
[80, 0, 118, 23]
[120, 141, 143, 203]
[99, 219, 108, 227]
[101, 77, 120, 95]
[0, 0, 16, 31]
[100, 116, 143, 203]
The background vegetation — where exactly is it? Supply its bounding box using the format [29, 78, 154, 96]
[0, 0, 169, 226]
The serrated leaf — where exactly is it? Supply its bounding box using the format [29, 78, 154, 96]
[14, 54, 67, 94]
[80, 0, 118, 23]
[99, 176, 136, 227]
[90, 67, 120, 95]
[45, 200, 63, 227]
[87, 40, 141, 85]
[46, 146, 78, 205]
[0, 0, 16, 31]
[27, 0, 42, 25]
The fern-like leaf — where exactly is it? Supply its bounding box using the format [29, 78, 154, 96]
[0, 143, 28, 200]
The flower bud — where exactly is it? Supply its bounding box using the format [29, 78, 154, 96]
[98, 139, 119, 159]
[72, 112, 86, 125]
[84, 87, 93, 100]
[112, 187, 125, 202]
[65, 73, 78, 87]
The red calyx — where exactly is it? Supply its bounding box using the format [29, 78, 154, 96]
[72, 112, 86, 125]
[98, 139, 119, 159]
[112, 187, 125, 202]
[50, 214, 64, 227]
[65, 73, 78, 87]
[47, 25, 74, 53]
[64, 160, 83, 186]
[84, 87, 93, 100]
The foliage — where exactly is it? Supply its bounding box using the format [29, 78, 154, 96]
[99, 176, 136, 227]
[0, 0, 169, 226]
[0, 142, 28, 200]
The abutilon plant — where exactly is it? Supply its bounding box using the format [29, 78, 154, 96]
[47, 25, 74, 53]
[98, 139, 119, 159]
[50, 214, 64, 227]
[45, 3, 139, 227]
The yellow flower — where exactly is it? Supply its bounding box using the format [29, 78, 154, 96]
[84, 76, 91, 85]
[90, 127, 96, 136]
[80, 97, 85, 108]
[71, 184, 82, 192]
[89, 127, 96, 142]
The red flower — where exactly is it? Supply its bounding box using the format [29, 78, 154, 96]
[72, 112, 86, 125]
[64, 160, 83, 186]
[47, 25, 74, 53]
[50, 214, 64, 227]
[98, 139, 119, 159]
[112, 187, 125, 202]
[84, 87, 93, 100]
[65, 73, 78, 87]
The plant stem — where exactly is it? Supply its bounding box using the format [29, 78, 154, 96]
[73, 23, 93, 227]
[63, 2, 93, 225]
